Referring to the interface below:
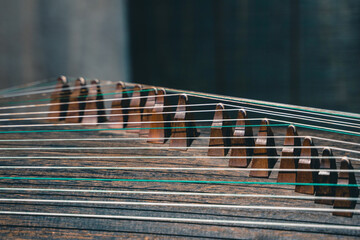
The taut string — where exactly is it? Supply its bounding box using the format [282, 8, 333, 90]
[0, 187, 358, 201]
[0, 198, 358, 214]
[0, 211, 358, 231]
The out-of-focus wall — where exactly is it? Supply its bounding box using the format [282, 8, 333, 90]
[128, 0, 360, 113]
[0, 0, 130, 88]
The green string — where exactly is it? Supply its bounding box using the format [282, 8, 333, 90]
[0, 124, 289, 134]
[294, 124, 360, 137]
[0, 176, 358, 187]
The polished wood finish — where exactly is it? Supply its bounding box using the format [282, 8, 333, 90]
[315, 148, 337, 205]
[108, 82, 129, 129]
[207, 103, 231, 156]
[0, 126, 358, 238]
[249, 119, 278, 178]
[147, 88, 170, 144]
[333, 157, 359, 217]
[48, 76, 70, 121]
[0, 78, 359, 239]
[139, 88, 157, 137]
[228, 109, 254, 167]
[65, 77, 88, 123]
[81, 79, 107, 125]
[169, 94, 197, 150]
[127, 84, 144, 133]
[295, 137, 319, 194]
[277, 125, 301, 183]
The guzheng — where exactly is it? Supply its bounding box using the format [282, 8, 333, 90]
[0, 76, 359, 239]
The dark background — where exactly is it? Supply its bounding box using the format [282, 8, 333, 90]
[1, 0, 360, 112]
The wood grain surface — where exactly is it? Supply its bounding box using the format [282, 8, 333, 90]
[0, 89, 359, 239]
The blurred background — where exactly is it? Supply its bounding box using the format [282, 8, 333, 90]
[0, 0, 359, 112]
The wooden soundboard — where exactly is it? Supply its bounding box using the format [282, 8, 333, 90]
[0, 77, 359, 239]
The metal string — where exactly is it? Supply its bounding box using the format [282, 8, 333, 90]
[0, 198, 358, 214]
[0, 145, 359, 155]
[1, 79, 358, 233]
[0, 211, 358, 231]
[0, 187, 358, 201]
[0, 176, 359, 187]
[0, 156, 359, 162]
[0, 135, 359, 148]
[0, 166, 359, 172]
[0, 89, 172, 111]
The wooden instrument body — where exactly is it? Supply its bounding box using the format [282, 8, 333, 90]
[108, 82, 129, 129]
[249, 120, 277, 178]
[81, 80, 107, 125]
[169, 94, 197, 150]
[66, 78, 88, 123]
[315, 148, 338, 205]
[295, 137, 320, 195]
[139, 88, 157, 137]
[147, 89, 170, 144]
[127, 84, 144, 133]
[277, 125, 301, 183]
[207, 104, 231, 156]
[0, 80, 359, 239]
[229, 110, 254, 167]
[48, 76, 70, 122]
